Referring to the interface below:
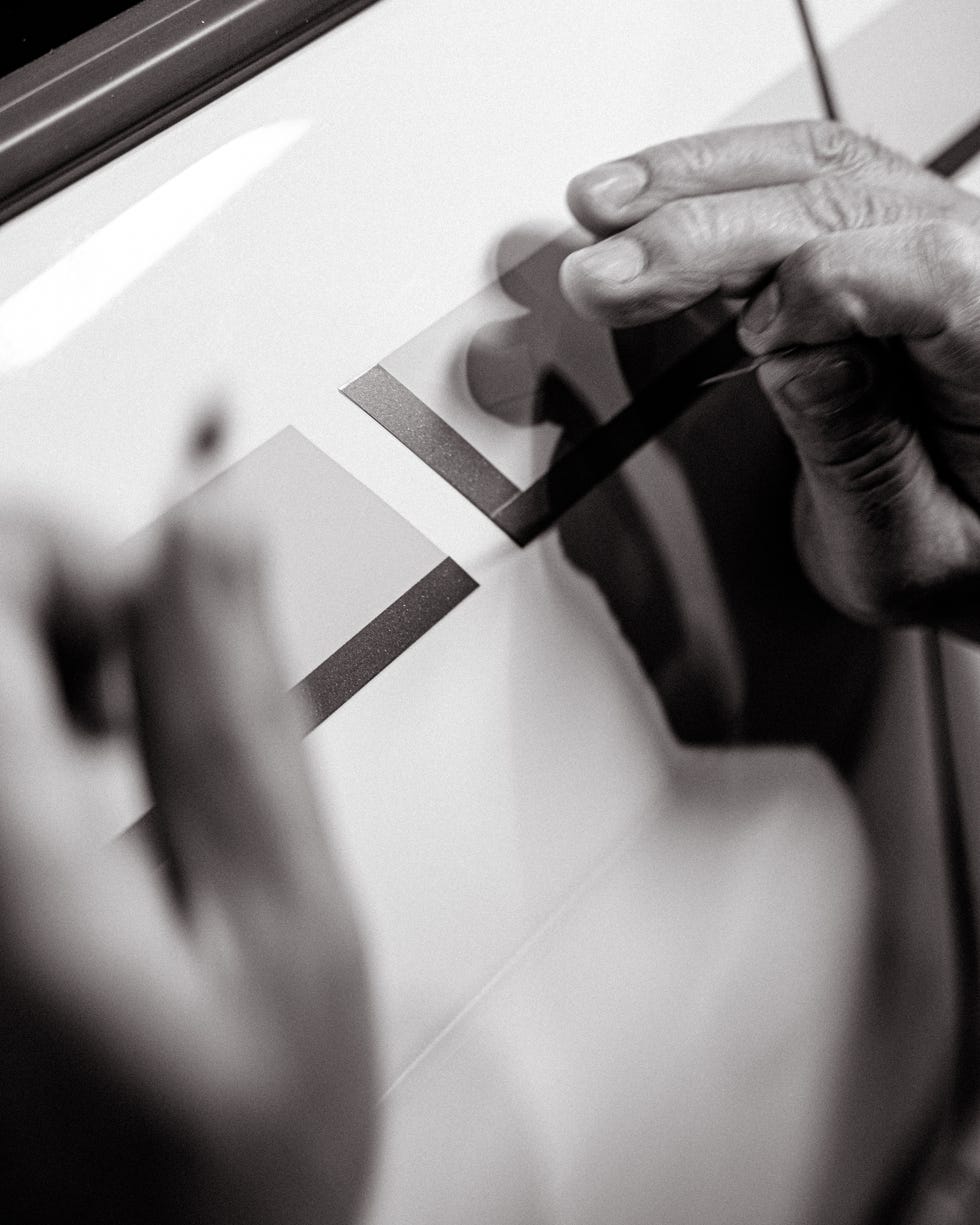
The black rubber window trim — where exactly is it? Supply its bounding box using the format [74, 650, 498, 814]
[0, 0, 381, 225]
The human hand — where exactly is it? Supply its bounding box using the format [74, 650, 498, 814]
[0, 509, 374, 1224]
[560, 120, 980, 639]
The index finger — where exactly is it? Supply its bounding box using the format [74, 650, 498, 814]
[566, 120, 906, 235]
[130, 506, 334, 919]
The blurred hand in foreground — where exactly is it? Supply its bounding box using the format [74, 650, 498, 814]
[0, 508, 374, 1224]
[561, 120, 980, 640]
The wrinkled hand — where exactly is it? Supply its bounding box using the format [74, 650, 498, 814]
[0, 509, 374, 1224]
[561, 120, 980, 639]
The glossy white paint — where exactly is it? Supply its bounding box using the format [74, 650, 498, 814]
[0, 0, 822, 546]
[0, 2, 968, 1222]
[0, 122, 307, 371]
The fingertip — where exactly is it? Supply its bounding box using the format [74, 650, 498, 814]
[737, 282, 783, 355]
[566, 159, 648, 230]
[559, 237, 648, 325]
[558, 248, 600, 319]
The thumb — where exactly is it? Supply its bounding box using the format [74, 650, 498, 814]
[758, 344, 979, 625]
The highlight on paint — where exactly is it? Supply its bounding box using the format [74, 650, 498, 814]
[0, 120, 309, 373]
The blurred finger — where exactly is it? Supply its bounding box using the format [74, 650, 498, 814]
[0, 609, 91, 866]
[0, 513, 131, 855]
[0, 509, 268, 1125]
[0, 510, 123, 618]
[130, 508, 329, 914]
[0, 512, 129, 719]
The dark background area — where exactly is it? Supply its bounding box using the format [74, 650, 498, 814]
[3, 5, 137, 78]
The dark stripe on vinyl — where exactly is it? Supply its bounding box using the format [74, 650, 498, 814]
[292, 556, 477, 734]
[342, 364, 521, 516]
[492, 321, 745, 546]
[929, 113, 980, 177]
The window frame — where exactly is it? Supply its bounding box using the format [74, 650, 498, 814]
[0, 0, 380, 225]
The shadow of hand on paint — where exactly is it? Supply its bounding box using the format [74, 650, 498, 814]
[465, 224, 882, 774]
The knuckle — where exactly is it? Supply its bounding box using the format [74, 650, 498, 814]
[793, 177, 855, 233]
[795, 175, 914, 235]
[656, 196, 712, 255]
[790, 241, 872, 332]
[654, 134, 717, 186]
[803, 121, 868, 172]
[802, 120, 888, 176]
[654, 196, 732, 275]
[788, 241, 872, 335]
[917, 218, 980, 302]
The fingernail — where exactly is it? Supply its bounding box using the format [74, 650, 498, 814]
[782, 355, 871, 406]
[576, 160, 646, 209]
[573, 236, 646, 284]
[741, 282, 780, 334]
